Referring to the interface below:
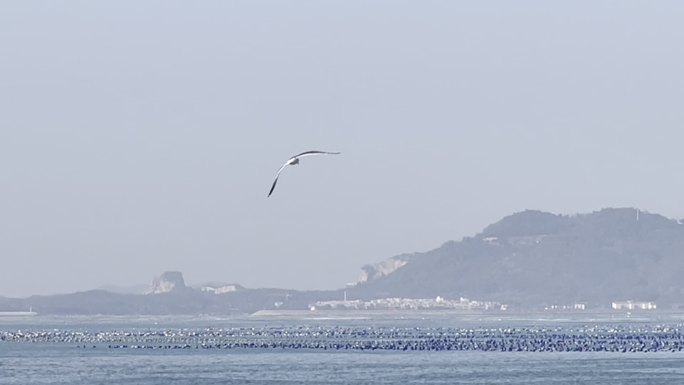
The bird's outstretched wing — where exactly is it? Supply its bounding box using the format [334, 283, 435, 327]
[292, 150, 341, 159]
[267, 162, 289, 197]
[267, 175, 280, 197]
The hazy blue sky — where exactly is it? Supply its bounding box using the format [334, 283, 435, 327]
[1, 1, 683, 297]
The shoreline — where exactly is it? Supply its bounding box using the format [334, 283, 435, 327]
[0, 311, 37, 317]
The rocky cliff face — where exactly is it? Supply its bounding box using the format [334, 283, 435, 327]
[147, 271, 187, 294]
[356, 255, 410, 285]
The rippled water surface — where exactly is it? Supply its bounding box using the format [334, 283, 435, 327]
[2, 314, 684, 384]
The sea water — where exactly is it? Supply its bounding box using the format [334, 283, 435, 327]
[2, 313, 684, 385]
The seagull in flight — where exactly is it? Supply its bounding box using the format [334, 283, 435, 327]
[268, 150, 341, 197]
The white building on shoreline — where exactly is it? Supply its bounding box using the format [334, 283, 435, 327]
[611, 300, 657, 310]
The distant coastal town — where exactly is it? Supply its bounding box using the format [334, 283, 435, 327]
[306, 296, 659, 313]
[309, 296, 505, 312]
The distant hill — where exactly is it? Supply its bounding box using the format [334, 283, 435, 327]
[3, 207, 684, 314]
[0, 272, 340, 315]
[348, 208, 684, 308]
